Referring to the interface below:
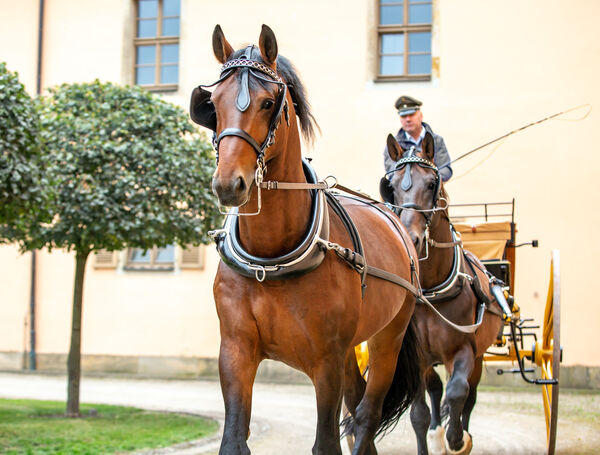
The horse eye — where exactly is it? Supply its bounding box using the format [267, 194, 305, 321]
[262, 99, 274, 110]
[428, 182, 436, 191]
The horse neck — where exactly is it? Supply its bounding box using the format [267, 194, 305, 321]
[238, 117, 312, 258]
[419, 211, 455, 289]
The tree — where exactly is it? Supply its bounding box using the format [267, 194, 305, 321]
[38, 80, 221, 416]
[0, 62, 49, 244]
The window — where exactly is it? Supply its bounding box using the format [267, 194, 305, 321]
[127, 245, 175, 270]
[134, 0, 180, 90]
[93, 245, 205, 271]
[377, 0, 432, 81]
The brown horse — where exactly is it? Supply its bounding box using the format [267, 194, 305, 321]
[191, 25, 421, 455]
[379, 133, 504, 455]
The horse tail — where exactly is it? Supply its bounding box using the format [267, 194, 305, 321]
[376, 317, 423, 437]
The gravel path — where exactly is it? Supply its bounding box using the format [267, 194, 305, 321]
[1, 372, 598, 454]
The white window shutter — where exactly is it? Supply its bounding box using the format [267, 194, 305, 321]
[179, 245, 204, 269]
[93, 250, 118, 268]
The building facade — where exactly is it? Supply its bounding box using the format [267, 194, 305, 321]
[1, 0, 599, 386]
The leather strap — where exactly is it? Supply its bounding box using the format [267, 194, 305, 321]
[259, 181, 329, 190]
[216, 128, 263, 156]
[428, 237, 462, 248]
[333, 184, 380, 203]
[364, 265, 420, 296]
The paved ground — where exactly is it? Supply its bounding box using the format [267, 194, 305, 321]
[1, 372, 598, 454]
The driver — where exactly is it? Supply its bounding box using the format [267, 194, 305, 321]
[383, 95, 453, 182]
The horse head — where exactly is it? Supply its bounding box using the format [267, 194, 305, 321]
[190, 25, 292, 208]
[381, 132, 442, 256]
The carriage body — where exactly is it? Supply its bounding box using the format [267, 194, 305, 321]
[451, 200, 561, 455]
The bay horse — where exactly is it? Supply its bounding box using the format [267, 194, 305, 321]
[379, 133, 505, 455]
[191, 25, 421, 455]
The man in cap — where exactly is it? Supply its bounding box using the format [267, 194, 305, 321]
[384, 95, 452, 181]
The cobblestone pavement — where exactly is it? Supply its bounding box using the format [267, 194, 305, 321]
[1, 372, 598, 454]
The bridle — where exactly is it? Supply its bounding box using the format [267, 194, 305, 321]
[385, 151, 443, 222]
[382, 150, 453, 260]
[190, 45, 290, 172]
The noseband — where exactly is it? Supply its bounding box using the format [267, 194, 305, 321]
[190, 45, 290, 168]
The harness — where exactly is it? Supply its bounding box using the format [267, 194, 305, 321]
[208, 159, 329, 282]
[194, 50, 423, 296]
[192, 52, 501, 334]
[380, 150, 505, 332]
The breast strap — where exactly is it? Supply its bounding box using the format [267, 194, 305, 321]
[211, 159, 330, 281]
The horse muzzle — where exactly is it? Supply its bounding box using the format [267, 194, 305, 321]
[212, 172, 252, 207]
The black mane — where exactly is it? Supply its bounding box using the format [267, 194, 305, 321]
[228, 47, 319, 144]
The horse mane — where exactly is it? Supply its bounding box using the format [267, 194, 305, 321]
[228, 48, 319, 145]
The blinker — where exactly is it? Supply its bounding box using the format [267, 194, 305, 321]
[190, 86, 217, 131]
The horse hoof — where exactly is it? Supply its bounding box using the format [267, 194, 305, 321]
[427, 426, 446, 455]
[444, 431, 472, 455]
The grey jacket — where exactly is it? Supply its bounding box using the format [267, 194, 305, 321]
[383, 122, 453, 181]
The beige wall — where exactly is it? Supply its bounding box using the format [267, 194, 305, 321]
[32, 248, 221, 358]
[1, 0, 598, 367]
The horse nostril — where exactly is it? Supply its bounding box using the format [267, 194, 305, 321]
[234, 176, 246, 194]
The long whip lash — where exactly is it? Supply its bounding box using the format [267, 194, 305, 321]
[438, 104, 592, 171]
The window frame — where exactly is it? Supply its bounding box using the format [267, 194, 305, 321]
[376, 0, 433, 82]
[124, 245, 176, 272]
[133, 0, 180, 91]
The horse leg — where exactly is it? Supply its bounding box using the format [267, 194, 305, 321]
[351, 325, 409, 455]
[461, 355, 483, 432]
[409, 382, 431, 455]
[425, 368, 446, 455]
[343, 347, 366, 424]
[311, 355, 345, 455]
[444, 347, 474, 455]
[218, 337, 261, 455]
[351, 344, 397, 455]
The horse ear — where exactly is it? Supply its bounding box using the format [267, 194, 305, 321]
[386, 134, 403, 161]
[258, 24, 278, 68]
[213, 24, 234, 64]
[422, 131, 435, 162]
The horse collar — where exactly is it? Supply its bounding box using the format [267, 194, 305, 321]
[421, 226, 465, 302]
[210, 159, 330, 282]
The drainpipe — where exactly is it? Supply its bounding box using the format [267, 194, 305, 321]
[29, 0, 45, 371]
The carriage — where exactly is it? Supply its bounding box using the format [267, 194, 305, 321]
[348, 199, 562, 455]
[453, 200, 561, 455]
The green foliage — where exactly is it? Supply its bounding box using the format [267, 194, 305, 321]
[0, 398, 218, 455]
[38, 80, 221, 253]
[0, 62, 48, 243]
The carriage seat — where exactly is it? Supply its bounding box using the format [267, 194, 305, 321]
[453, 221, 513, 261]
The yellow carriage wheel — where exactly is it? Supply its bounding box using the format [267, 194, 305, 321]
[536, 250, 561, 455]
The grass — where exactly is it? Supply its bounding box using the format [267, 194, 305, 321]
[0, 399, 219, 455]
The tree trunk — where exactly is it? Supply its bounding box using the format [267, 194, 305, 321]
[66, 249, 89, 417]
